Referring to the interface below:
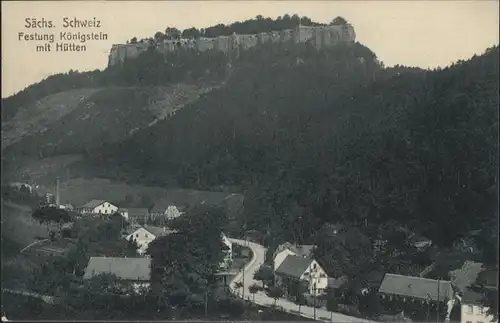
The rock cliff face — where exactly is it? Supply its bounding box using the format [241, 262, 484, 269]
[108, 24, 356, 67]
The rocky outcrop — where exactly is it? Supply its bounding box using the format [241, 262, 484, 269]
[108, 24, 356, 67]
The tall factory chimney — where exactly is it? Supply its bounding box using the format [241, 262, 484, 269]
[56, 177, 60, 207]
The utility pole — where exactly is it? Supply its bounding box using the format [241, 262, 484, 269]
[426, 293, 432, 322]
[56, 177, 60, 207]
[204, 290, 208, 316]
[242, 261, 245, 300]
[313, 286, 317, 320]
[436, 279, 440, 323]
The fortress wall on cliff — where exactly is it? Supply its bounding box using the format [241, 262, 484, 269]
[108, 24, 356, 67]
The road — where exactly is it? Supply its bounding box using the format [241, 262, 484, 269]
[228, 238, 373, 323]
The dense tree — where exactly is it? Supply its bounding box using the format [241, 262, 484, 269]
[3, 13, 498, 304]
[266, 286, 284, 306]
[248, 283, 260, 301]
[330, 16, 348, 25]
[32, 206, 72, 232]
[146, 206, 228, 309]
[253, 265, 274, 288]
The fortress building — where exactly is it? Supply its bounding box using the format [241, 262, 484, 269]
[108, 24, 356, 67]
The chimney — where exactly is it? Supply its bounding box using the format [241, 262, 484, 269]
[56, 177, 60, 207]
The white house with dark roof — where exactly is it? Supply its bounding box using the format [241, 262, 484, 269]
[275, 254, 328, 295]
[78, 199, 118, 216]
[126, 225, 176, 255]
[83, 256, 151, 293]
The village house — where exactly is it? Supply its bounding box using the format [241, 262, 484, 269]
[125, 225, 176, 255]
[275, 254, 329, 296]
[118, 208, 150, 224]
[272, 242, 316, 271]
[83, 256, 151, 293]
[460, 268, 498, 323]
[150, 199, 186, 221]
[77, 199, 118, 216]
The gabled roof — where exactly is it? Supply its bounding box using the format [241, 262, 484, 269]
[143, 225, 176, 237]
[83, 256, 151, 281]
[122, 224, 143, 236]
[275, 255, 313, 279]
[379, 273, 453, 302]
[81, 199, 107, 209]
[127, 208, 150, 220]
[273, 242, 316, 259]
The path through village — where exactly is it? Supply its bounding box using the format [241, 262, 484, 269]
[228, 238, 374, 323]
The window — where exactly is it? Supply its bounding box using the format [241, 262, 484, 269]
[479, 306, 485, 315]
[466, 321, 472, 323]
[145, 234, 148, 238]
[136, 234, 139, 238]
[467, 305, 474, 314]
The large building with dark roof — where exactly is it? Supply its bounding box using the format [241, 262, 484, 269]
[83, 256, 152, 293]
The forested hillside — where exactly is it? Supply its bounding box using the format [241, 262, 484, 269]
[78, 41, 499, 255]
[2, 13, 497, 265]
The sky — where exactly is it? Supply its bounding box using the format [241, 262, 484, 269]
[1, 0, 499, 97]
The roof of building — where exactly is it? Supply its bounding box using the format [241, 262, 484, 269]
[275, 255, 313, 279]
[83, 256, 151, 281]
[450, 261, 484, 295]
[81, 199, 106, 209]
[378, 273, 453, 302]
[127, 208, 150, 219]
[143, 225, 176, 237]
[273, 242, 316, 259]
[461, 287, 484, 305]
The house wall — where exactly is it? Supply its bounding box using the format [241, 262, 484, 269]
[92, 202, 118, 215]
[300, 259, 328, 295]
[220, 233, 233, 268]
[273, 248, 298, 271]
[165, 205, 183, 220]
[461, 304, 497, 323]
[119, 210, 129, 220]
[127, 228, 156, 255]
